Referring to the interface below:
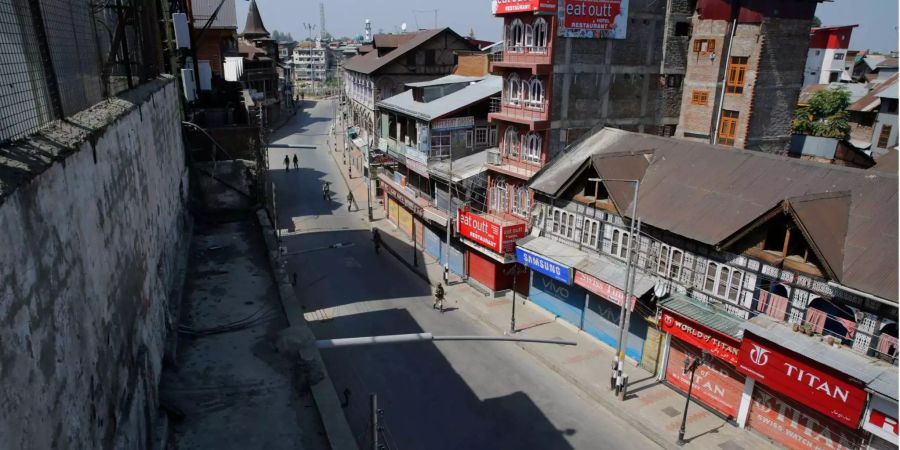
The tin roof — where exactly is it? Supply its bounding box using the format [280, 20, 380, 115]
[377, 75, 501, 121]
[529, 127, 898, 303]
[516, 235, 589, 270]
[241, 0, 268, 38]
[343, 28, 475, 75]
[429, 149, 489, 183]
[744, 315, 898, 401]
[848, 74, 899, 111]
[577, 252, 656, 298]
[659, 293, 745, 338]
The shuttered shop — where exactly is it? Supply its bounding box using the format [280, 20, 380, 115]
[665, 341, 744, 419]
[529, 272, 585, 327]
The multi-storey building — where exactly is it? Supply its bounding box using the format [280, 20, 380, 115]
[341, 28, 478, 143]
[190, 0, 239, 78]
[674, 0, 820, 152]
[803, 25, 856, 87]
[293, 40, 333, 82]
[520, 127, 898, 450]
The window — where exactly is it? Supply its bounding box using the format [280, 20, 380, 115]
[504, 126, 521, 157]
[582, 218, 600, 248]
[524, 24, 534, 48]
[704, 262, 717, 292]
[611, 229, 630, 259]
[656, 245, 682, 278]
[815, 50, 821, 56]
[533, 18, 548, 50]
[726, 57, 748, 94]
[692, 39, 715, 53]
[668, 249, 683, 279]
[718, 110, 739, 146]
[424, 49, 436, 65]
[661, 124, 676, 137]
[491, 177, 509, 213]
[465, 130, 474, 148]
[507, 73, 522, 105]
[834, 52, 844, 60]
[657, 245, 670, 275]
[690, 90, 709, 106]
[489, 126, 498, 146]
[705, 262, 744, 302]
[667, 74, 683, 88]
[878, 124, 893, 148]
[674, 21, 690, 36]
[508, 19, 525, 51]
[512, 185, 531, 217]
[431, 132, 451, 157]
[526, 77, 544, 108]
[475, 127, 489, 145]
[523, 132, 542, 162]
[552, 208, 576, 240]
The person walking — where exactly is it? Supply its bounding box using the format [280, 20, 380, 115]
[346, 192, 355, 211]
[292, 154, 299, 169]
[433, 283, 445, 313]
[372, 228, 381, 254]
[322, 182, 330, 200]
[284, 155, 290, 172]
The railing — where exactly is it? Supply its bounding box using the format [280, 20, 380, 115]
[491, 46, 552, 65]
[491, 99, 550, 123]
[484, 151, 543, 180]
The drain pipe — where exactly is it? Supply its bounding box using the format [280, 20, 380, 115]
[711, 18, 737, 145]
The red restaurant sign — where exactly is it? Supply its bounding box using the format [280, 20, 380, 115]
[457, 209, 527, 254]
[491, 0, 556, 14]
[574, 271, 636, 311]
[660, 311, 740, 366]
[558, 0, 628, 39]
[736, 333, 867, 427]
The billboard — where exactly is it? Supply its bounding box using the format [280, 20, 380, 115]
[660, 311, 740, 366]
[492, 0, 557, 15]
[457, 209, 526, 254]
[558, 0, 629, 39]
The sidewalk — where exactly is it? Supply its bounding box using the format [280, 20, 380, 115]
[324, 128, 778, 449]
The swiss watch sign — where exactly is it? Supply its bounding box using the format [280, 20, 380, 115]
[736, 333, 867, 427]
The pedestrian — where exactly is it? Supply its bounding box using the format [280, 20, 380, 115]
[346, 192, 355, 211]
[372, 229, 381, 254]
[341, 388, 351, 408]
[292, 154, 299, 169]
[284, 155, 290, 172]
[322, 182, 330, 200]
[348, 165, 352, 179]
[433, 283, 445, 313]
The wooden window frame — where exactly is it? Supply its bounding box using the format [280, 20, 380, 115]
[718, 110, 739, 146]
[726, 57, 748, 94]
[693, 38, 715, 53]
[582, 218, 600, 248]
[878, 124, 893, 148]
[690, 90, 709, 106]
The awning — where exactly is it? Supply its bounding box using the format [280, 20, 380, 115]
[377, 173, 448, 227]
[578, 252, 656, 299]
[659, 293, 745, 339]
[515, 235, 590, 270]
[743, 315, 899, 401]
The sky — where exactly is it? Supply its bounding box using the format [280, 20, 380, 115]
[236, 0, 898, 52]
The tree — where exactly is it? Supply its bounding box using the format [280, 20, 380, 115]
[812, 16, 822, 27]
[792, 87, 852, 140]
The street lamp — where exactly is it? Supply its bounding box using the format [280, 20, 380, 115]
[509, 264, 528, 334]
[677, 350, 712, 445]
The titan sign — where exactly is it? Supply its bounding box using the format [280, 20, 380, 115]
[660, 312, 740, 366]
[491, 0, 557, 14]
[737, 333, 867, 427]
[558, 0, 629, 39]
[457, 209, 526, 254]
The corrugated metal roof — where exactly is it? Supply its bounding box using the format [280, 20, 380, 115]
[659, 293, 745, 338]
[516, 235, 589, 269]
[787, 192, 851, 280]
[191, 0, 237, 29]
[744, 315, 898, 401]
[429, 149, 488, 182]
[529, 127, 898, 303]
[343, 28, 475, 75]
[578, 252, 656, 297]
[849, 73, 899, 111]
[376, 75, 501, 121]
[406, 75, 486, 88]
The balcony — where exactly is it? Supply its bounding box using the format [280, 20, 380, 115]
[485, 148, 542, 181]
[488, 97, 550, 130]
[489, 47, 552, 74]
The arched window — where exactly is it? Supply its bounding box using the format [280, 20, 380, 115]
[806, 297, 857, 345]
[491, 177, 509, 213]
[524, 24, 534, 49]
[507, 73, 522, 105]
[512, 185, 531, 217]
[527, 77, 543, 108]
[523, 132, 542, 162]
[507, 19, 525, 52]
[533, 18, 548, 51]
[504, 127, 521, 157]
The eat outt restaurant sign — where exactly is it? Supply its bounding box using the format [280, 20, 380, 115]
[737, 333, 867, 427]
[491, 0, 557, 14]
[457, 208, 527, 254]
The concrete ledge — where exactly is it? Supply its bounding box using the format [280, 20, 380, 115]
[256, 209, 359, 450]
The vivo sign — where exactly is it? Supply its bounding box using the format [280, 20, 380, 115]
[491, 0, 557, 14]
[736, 333, 867, 427]
[516, 247, 571, 284]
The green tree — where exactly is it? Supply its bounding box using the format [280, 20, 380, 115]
[812, 16, 822, 27]
[792, 87, 852, 139]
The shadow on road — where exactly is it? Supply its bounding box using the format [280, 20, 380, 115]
[315, 307, 578, 450]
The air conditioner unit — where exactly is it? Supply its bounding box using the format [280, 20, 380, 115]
[487, 148, 501, 165]
[173, 13, 190, 49]
[181, 69, 196, 101]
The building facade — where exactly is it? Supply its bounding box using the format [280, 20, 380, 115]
[803, 25, 856, 87]
[293, 40, 333, 82]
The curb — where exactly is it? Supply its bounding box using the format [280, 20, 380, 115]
[255, 209, 359, 450]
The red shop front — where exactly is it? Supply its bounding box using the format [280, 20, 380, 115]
[660, 309, 745, 420]
[457, 207, 527, 293]
[737, 331, 867, 450]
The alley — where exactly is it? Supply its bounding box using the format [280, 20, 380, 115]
[266, 99, 659, 450]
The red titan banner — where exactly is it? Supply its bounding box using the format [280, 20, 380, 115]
[457, 209, 526, 254]
[491, 0, 557, 14]
[660, 311, 740, 366]
[737, 333, 867, 427]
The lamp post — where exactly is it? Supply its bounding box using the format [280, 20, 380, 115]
[509, 264, 527, 334]
[589, 177, 640, 397]
[677, 350, 712, 445]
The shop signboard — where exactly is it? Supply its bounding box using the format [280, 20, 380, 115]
[557, 0, 629, 39]
[666, 344, 744, 418]
[491, 0, 557, 14]
[457, 209, 526, 254]
[405, 146, 430, 178]
[516, 247, 572, 284]
[660, 311, 740, 366]
[863, 395, 899, 444]
[747, 388, 865, 450]
[737, 333, 867, 427]
[574, 271, 636, 311]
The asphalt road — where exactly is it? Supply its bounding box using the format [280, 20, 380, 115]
[267, 100, 658, 450]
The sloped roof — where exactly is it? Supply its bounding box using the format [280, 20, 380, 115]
[343, 28, 475, 75]
[373, 33, 417, 49]
[241, 0, 268, 38]
[849, 74, 899, 112]
[589, 152, 651, 215]
[529, 127, 898, 302]
[376, 75, 501, 121]
[406, 75, 485, 88]
[660, 293, 745, 338]
[877, 57, 899, 69]
[787, 192, 851, 279]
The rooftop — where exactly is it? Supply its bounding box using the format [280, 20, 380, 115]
[377, 75, 501, 121]
[342, 28, 476, 75]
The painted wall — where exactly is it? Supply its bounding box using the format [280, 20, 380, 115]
[0, 77, 189, 450]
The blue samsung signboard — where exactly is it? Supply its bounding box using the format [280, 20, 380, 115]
[516, 247, 572, 285]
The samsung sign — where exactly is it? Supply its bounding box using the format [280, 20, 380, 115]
[516, 247, 572, 285]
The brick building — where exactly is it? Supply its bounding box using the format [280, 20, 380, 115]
[674, 0, 819, 152]
[190, 0, 239, 78]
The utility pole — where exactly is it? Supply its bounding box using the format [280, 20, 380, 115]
[444, 148, 453, 282]
[677, 350, 711, 445]
[509, 265, 526, 333]
[370, 393, 378, 450]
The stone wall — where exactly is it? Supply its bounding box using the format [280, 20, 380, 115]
[0, 77, 189, 450]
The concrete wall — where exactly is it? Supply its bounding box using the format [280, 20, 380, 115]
[0, 77, 189, 450]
